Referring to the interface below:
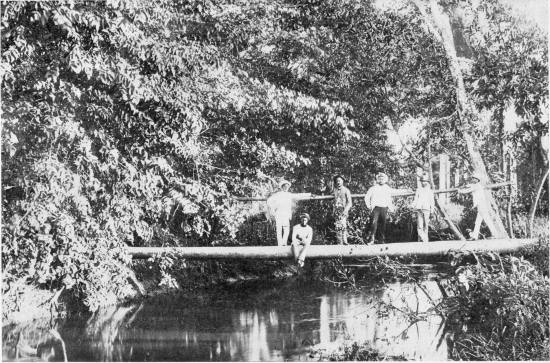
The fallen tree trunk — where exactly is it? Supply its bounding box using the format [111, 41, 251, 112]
[128, 238, 536, 259]
[234, 182, 511, 202]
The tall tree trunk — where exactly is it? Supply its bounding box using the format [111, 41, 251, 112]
[528, 167, 549, 237]
[412, 0, 509, 238]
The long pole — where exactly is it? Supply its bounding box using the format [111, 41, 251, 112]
[233, 182, 512, 202]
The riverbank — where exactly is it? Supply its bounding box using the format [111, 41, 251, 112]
[319, 234, 550, 361]
[3, 233, 548, 361]
[3, 236, 545, 322]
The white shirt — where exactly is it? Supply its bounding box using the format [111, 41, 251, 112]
[413, 186, 435, 211]
[364, 184, 395, 210]
[292, 224, 313, 245]
[462, 182, 488, 209]
[266, 191, 293, 221]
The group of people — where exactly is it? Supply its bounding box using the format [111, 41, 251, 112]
[266, 171, 491, 266]
[328, 172, 435, 245]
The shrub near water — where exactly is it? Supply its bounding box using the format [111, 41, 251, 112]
[444, 249, 550, 360]
[2, 157, 135, 314]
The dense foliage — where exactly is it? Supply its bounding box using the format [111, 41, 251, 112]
[2, 0, 547, 312]
[444, 248, 549, 360]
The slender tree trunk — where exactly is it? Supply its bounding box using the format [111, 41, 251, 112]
[528, 167, 549, 237]
[427, 139, 466, 240]
[412, 0, 509, 238]
[498, 116, 504, 173]
[506, 153, 514, 237]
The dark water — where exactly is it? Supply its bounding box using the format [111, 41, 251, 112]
[3, 279, 450, 361]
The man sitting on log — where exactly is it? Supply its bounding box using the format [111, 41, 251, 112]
[291, 213, 313, 267]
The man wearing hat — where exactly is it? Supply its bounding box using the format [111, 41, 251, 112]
[364, 172, 394, 244]
[459, 173, 497, 239]
[267, 180, 311, 246]
[412, 174, 435, 242]
[333, 174, 352, 244]
[291, 213, 313, 267]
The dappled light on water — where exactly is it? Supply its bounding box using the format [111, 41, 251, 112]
[3, 280, 449, 361]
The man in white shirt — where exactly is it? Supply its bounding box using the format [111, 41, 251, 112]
[266, 180, 311, 246]
[291, 213, 313, 267]
[458, 173, 498, 239]
[364, 172, 394, 244]
[412, 174, 435, 242]
[267, 180, 293, 246]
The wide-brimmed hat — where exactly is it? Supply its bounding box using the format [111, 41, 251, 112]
[299, 213, 310, 221]
[470, 173, 482, 181]
[333, 174, 346, 183]
[279, 179, 291, 188]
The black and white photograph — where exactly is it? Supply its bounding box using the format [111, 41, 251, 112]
[1, 0, 548, 361]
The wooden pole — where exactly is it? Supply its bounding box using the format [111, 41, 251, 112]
[439, 154, 450, 205]
[128, 238, 536, 259]
[234, 182, 512, 202]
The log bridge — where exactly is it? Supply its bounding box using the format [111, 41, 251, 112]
[128, 238, 536, 259]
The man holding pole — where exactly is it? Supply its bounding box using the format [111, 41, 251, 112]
[266, 180, 293, 246]
[364, 172, 394, 244]
[459, 173, 498, 240]
[333, 175, 352, 244]
[267, 180, 312, 246]
[412, 174, 435, 242]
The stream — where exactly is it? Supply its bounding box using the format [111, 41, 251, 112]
[3, 278, 451, 361]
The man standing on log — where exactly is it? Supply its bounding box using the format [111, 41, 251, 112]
[267, 180, 293, 246]
[267, 180, 312, 246]
[333, 175, 352, 244]
[412, 174, 435, 242]
[291, 213, 313, 267]
[365, 172, 394, 244]
[459, 173, 498, 240]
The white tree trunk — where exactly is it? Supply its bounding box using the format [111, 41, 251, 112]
[413, 0, 509, 238]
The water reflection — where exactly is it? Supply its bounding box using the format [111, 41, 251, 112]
[4, 280, 450, 361]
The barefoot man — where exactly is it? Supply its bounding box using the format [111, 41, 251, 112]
[291, 213, 313, 267]
[333, 175, 352, 244]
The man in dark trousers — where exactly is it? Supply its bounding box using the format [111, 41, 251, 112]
[364, 172, 395, 244]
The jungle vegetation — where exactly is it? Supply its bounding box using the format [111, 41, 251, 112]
[1, 0, 547, 332]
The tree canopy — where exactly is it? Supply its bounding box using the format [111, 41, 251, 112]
[2, 0, 547, 310]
